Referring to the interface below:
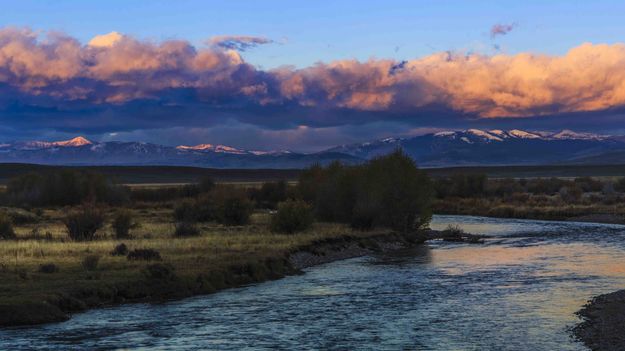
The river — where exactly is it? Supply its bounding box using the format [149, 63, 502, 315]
[3, 215, 625, 350]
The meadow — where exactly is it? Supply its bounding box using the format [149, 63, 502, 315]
[0, 151, 432, 326]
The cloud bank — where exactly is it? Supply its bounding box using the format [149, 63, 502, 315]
[2, 27, 625, 148]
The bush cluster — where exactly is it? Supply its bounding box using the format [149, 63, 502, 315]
[0, 213, 15, 239]
[212, 187, 253, 226]
[111, 243, 129, 256]
[127, 248, 162, 261]
[112, 210, 137, 239]
[270, 200, 313, 234]
[298, 150, 434, 232]
[174, 221, 200, 237]
[63, 205, 105, 241]
[173, 186, 253, 226]
[6, 170, 129, 207]
[248, 181, 288, 209]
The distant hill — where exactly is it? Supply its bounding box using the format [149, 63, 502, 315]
[1, 129, 625, 168]
[327, 129, 625, 167]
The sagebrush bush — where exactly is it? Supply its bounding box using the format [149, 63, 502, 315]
[127, 248, 162, 261]
[82, 255, 100, 271]
[111, 243, 128, 256]
[212, 187, 253, 226]
[0, 213, 15, 239]
[173, 194, 214, 222]
[63, 205, 105, 241]
[270, 200, 314, 234]
[174, 221, 200, 237]
[112, 210, 136, 239]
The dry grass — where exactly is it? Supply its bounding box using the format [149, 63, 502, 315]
[0, 205, 383, 307]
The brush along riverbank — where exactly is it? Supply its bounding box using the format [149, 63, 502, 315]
[0, 207, 450, 327]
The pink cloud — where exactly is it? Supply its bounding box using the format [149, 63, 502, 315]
[3, 27, 625, 121]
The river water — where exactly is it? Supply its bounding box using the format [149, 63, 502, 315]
[3, 215, 625, 350]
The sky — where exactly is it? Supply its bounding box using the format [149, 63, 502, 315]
[2, 0, 625, 151]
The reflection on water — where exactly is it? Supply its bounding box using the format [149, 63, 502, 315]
[3, 215, 625, 350]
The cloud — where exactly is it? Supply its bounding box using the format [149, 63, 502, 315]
[208, 35, 273, 51]
[88, 31, 124, 47]
[490, 23, 516, 38]
[2, 27, 625, 149]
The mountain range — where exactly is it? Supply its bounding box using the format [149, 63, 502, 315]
[1, 129, 625, 168]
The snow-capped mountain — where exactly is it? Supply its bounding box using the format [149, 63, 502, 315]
[1, 129, 624, 168]
[0, 137, 357, 169]
[327, 129, 625, 167]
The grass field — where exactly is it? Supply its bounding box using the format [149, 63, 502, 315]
[0, 204, 395, 326]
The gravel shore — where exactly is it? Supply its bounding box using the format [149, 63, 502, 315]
[573, 289, 625, 350]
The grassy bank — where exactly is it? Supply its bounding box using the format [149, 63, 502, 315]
[0, 206, 423, 327]
[432, 175, 625, 224]
[433, 197, 625, 223]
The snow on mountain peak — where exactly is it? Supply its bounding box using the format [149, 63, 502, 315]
[176, 144, 214, 151]
[551, 129, 604, 140]
[176, 143, 247, 154]
[466, 129, 503, 141]
[508, 129, 541, 139]
[53, 136, 92, 147]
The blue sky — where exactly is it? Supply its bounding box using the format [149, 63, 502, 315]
[2, 1, 625, 151]
[3, 0, 625, 68]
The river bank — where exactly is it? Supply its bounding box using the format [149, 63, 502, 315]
[0, 227, 442, 328]
[574, 290, 625, 351]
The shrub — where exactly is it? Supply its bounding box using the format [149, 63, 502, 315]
[127, 248, 161, 261]
[63, 205, 105, 241]
[82, 255, 100, 271]
[111, 243, 129, 256]
[112, 210, 137, 239]
[559, 185, 583, 202]
[3, 207, 40, 225]
[38, 263, 59, 273]
[249, 181, 288, 209]
[6, 170, 129, 207]
[615, 177, 625, 193]
[296, 151, 433, 232]
[173, 194, 215, 222]
[0, 213, 15, 240]
[270, 200, 314, 234]
[212, 187, 253, 226]
[174, 221, 200, 237]
[442, 225, 464, 242]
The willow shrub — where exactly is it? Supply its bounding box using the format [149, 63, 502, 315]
[270, 200, 314, 234]
[297, 150, 433, 233]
